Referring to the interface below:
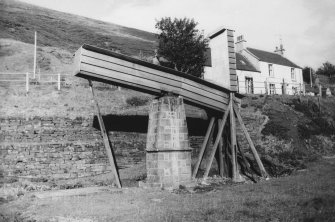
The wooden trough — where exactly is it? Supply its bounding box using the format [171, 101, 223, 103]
[72, 35, 268, 188]
[73, 44, 238, 113]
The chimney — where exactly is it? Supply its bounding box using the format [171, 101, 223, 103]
[235, 35, 246, 52]
[274, 43, 285, 56]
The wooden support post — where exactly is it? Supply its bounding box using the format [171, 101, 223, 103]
[26, 72, 29, 92]
[57, 73, 61, 91]
[229, 93, 238, 181]
[203, 101, 230, 180]
[192, 117, 215, 179]
[88, 80, 122, 188]
[233, 105, 268, 178]
[217, 118, 224, 177]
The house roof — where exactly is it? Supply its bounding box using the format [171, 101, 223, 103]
[246, 47, 301, 69]
[236, 52, 259, 72]
[207, 26, 235, 39]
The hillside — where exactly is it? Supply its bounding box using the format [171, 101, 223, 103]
[0, 0, 157, 56]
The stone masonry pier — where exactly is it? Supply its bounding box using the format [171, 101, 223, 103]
[144, 96, 192, 188]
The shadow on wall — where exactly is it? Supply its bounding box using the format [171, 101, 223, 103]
[93, 115, 208, 136]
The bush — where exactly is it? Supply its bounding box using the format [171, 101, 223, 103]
[126, 96, 150, 107]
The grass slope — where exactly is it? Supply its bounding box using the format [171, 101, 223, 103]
[0, 0, 157, 56]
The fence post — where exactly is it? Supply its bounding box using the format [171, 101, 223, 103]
[57, 73, 61, 91]
[26, 72, 29, 92]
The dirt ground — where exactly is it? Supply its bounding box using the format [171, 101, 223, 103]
[1, 157, 334, 222]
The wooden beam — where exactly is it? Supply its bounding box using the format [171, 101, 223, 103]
[217, 118, 224, 177]
[192, 117, 216, 179]
[88, 80, 122, 188]
[230, 93, 238, 181]
[237, 140, 256, 183]
[203, 102, 231, 180]
[233, 105, 268, 178]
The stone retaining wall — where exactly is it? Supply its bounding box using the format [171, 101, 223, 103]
[0, 111, 266, 180]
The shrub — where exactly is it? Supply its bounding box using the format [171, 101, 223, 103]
[126, 96, 150, 107]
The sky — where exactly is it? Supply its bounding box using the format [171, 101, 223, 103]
[21, 0, 335, 69]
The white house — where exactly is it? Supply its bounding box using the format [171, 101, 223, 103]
[235, 35, 303, 95]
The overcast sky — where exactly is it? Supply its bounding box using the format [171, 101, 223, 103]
[21, 0, 335, 69]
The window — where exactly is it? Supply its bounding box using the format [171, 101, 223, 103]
[245, 77, 254, 94]
[268, 64, 274, 77]
[269, 84, 275, 94]
[291, 68, 295, 80]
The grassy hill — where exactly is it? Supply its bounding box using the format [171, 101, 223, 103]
[0, 0, 157, 56]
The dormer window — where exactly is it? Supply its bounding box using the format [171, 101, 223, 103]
[268, 64, 274, 77]
[291, 68, 296, 80]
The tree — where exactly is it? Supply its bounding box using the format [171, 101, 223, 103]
[302, 66, 315, 84]
[155, 17, 208, 78]
[316, 61, 335, 78]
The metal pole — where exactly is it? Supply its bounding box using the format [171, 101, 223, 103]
[33, 31, 37, 79]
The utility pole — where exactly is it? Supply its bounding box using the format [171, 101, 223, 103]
[309, 67, 313, 87]
[33, 31, 37, 79]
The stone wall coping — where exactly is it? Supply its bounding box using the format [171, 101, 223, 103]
[146, 149, 192, 153]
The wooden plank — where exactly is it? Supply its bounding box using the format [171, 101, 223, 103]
[229, 52, 236, 58]
[73, 47, 82, 77]
[230, 69, 237, 75]
[82, 56, 183, 89]
[229, 57, 236, 64]
[227, 30, 234, 36]
[203, 102, 231, 179]
[230, 86, 238, 92]
[81, 63, 181, 94]
[192, 117, 216, 179]
[228, 47, 235, 53]
[217, 118, 224, 177]
[234, 105, 269, 178]
[230, 93, 238, 181]
[79, 70, 161, 95]
[228, 42, 235, 48]
[89, 80, 122, 188]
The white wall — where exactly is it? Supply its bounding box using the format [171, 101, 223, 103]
[203, 32, 231, 89]
[260, 62, 303, 95]
[237, 62, 303, 95]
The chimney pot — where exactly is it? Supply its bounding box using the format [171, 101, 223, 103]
[236, 35, 246, 52]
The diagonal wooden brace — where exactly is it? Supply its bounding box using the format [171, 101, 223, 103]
[203, 101, 231, 180]
[88, 80, 122, 188]
[233, 105, 269, 178]
[192, 117, 216, 179]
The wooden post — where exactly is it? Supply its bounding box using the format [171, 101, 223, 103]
[192, 117, 215, 178]
[33, 31, 37, 79]
[88, 80, 122, 188]
[57, 73, 61, 91]
[203, 101, 230, 180]
[233, 105, 268, 178]
[264, 80, 268, 95]
[26, 72, 29, 92]
[309, 68, 313, 88]
[318, 96, 321, 113]
[229, 93, 238, 181]
[217, 118, 224, 177]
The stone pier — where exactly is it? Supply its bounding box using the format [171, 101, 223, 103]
[143, 96, 192, 188]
